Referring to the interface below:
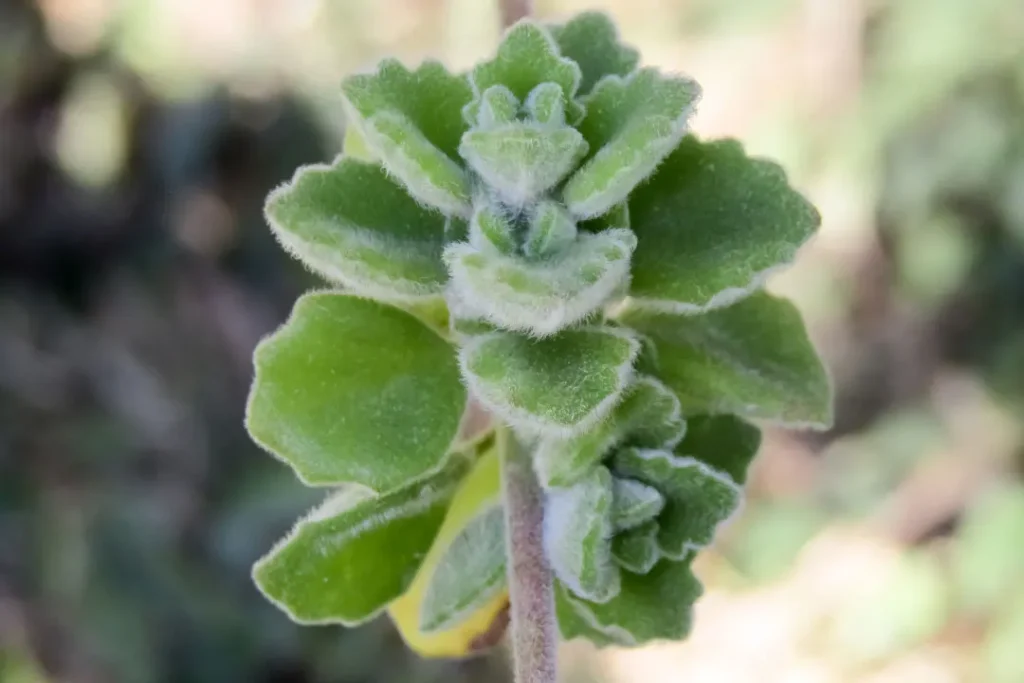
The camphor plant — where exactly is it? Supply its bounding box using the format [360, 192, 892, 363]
[245, 7, 832, 683]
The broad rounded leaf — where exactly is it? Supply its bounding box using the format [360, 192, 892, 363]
[620, 291, 833, 427]
[563, 69, 700, 219]
[252, 457, 467, 625]
[266, 158, 449, 301]
[467, 22, 583, 125]
[544, 466, 620, 603]
[445, 228, 637, 337]
[460, 326, 640, 436]
[549, 11, 639, 96]
[679, 415, 762, 485]
[628, 137, 820, 311]
[556, 557, 702, 646]
[246, 293, 466, 490]
[389, 448, 510, 658]
[612, 520, 661, 574]
[342, 59, 473, 215]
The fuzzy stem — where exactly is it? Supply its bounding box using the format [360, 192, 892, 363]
[499, 426, 557, 683]
[499, 0, 532, 27]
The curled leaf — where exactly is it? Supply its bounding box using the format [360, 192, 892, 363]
[445, 228, 637, 336]
[544, 466, 620, 603]
[266, 158, 448, 301]
[459, 326, 640, 437]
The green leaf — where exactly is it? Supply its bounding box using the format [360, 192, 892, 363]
[544, 466, 620, 603]
[611, 478, 664, 531]
[612, 520, 661, 574]
[523, 200, 578, 258]
[612, 448, 740, 559]
[420, 505, 506, 633]
[246, 293, 466, 491]
[445, 228, 637, 336]
[533, 375, 684, 490]
[620, 291, 833, 427]
[525, 82, 568, 126]
[627, 137, 820, 311]
[459, 123, 587, 206]
[549, 11, 640, 96]
[467, 22, 583, 125]
[556, 557, 702, 646]
[252, 457, 468, 625]
[362, 112, 471, 216]
[469, 202, 518, 255]
[563, 69, 700, 219]
[343, 60, 472, 215]
[679, 415, 762, 485]
[265, 158, 449, 301]
[460, 326, 640, 436]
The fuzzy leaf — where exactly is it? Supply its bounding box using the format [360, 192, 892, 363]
[549, 11, 640, 96]
[469, 202, 518, 255]
[628, 137, 820, 311]
[544, 466, 620, 603]
[362, 112, 471, 216]
[388, 448, 509, 658]
[525, 82, 567, 126]
[460, 327, 639, 436]
[265, 158, 448, 301]
[478, 85, 519, 127]
[459, 123, 587, 206]
[420, 505, 506, 632]
[467, 22, 583, 125]
[445, 228, 637, 336]
[533, 376, 684, 489]
[523, 200, 578, 258]
[563, 68, 700, 219]
[612, 446, 743, 559]
[680, 415, 762, 485]
[612, 520, 661, 574]
[252, 457, 467, 625]
[246, 293, 465, 491]
[556, 557, 702, 646]
[611, 478, 665, 531]
[343, 60, 472, 215]
[621, 291, 833, 427]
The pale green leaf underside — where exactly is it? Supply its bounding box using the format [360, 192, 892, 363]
[563, 68, 700, 219]
[420, 505, 506, 633]
[460, 326, 639, 436]
[533, 375, 685, 489]
[253, 457, 467, 625]
[549, 11, 639, 96]
[621, 291, 833, 427]
[246, 293, 465, 491]
[266, 158, 448, 301]
[612, 520, 661, 574]
[544, 466, 619, 603]
[611, 477, 665, 531]
[628, 136, 820, 311]
[445, 228, 637, 337]
[556, 558, 702, 646]
[468, 22, 583, 125]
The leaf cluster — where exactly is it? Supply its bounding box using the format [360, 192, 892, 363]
[245, 11, 831, 656]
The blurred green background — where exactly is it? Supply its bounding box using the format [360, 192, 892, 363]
[1, 0, 1023, 681]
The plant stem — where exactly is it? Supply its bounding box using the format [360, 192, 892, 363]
[499, 426, 557, 683]
[499, 0, 532, 27]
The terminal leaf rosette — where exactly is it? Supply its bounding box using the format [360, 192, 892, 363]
[245, 10, 832, 659]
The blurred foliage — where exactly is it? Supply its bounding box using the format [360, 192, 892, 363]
[1, 0, 1023, 681]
